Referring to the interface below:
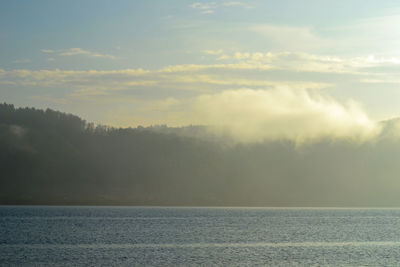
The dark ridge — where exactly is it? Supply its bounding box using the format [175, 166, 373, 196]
[1, 102, 400, 207]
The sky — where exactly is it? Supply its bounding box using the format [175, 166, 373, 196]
[2, 0, 400, 142]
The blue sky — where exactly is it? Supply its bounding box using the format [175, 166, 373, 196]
[2, 0, 400, 142]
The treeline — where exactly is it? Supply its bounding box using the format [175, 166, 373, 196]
[0, 103, 228, 205]
[2, 103, 400, 206]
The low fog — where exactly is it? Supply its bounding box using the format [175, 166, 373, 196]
[1, 102, 400, 206]
[189, 88, 380, 144]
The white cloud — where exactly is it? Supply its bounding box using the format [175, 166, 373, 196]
[4, 50, 399, 97]
[158, 62, 274, 72]
[216, 54, 230, 60]
[190, 1, 251, 14]
[41, 49, 55, 53]
[161, 73, 329, 89]
[222, 1, 252, 8]
[41, 48, 116, 60]
[203, 49, 224, 55]
[0, 68, 151, 95]
[234, 52, 252, 60]
[190, 2, 218, 14]
[211, 51, 400, 75]
[189, 88, 381, 144]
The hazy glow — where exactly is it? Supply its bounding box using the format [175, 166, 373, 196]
[190, 88, 381, 143]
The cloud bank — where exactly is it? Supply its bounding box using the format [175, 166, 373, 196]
[187, 88, 381, 144]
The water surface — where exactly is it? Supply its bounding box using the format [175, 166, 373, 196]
[1, 206, 400, 266]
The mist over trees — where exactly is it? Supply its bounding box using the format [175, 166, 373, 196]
[1, 102, 400, 206]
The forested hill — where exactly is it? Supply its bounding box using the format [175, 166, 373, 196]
[2, 102, 400, 207]
[0, 103, 225, 205]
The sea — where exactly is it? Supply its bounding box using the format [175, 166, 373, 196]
[2, 206, 400, 266]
